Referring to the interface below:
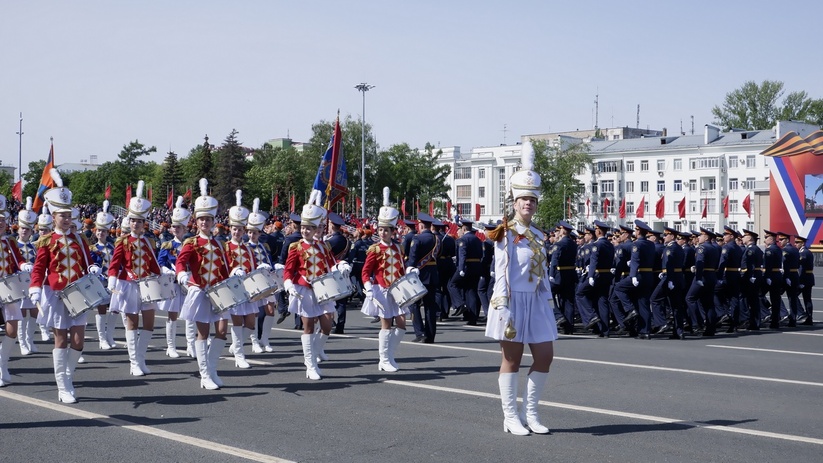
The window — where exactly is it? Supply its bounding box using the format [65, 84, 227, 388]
[729, 221, 738, 230]
[498, 168, 507, 213]
[640, 181, 649, 193]
[673, 180, 682, 192]
[640, 160, 649, 171]
[627, 202, 635, 214]
[597, 161, 619, 173]
[643, 201, 649, 213]
[702, 178, 716, 191]
[657, 160, 665, 171]
[479, 205, 486, 215]
[673, 158, 682, 171]
[456, 185, 471, 198]
[689, 201, 697, 212]
[729, 200, 739, 213]
[743, 177, 756, 189]
[671, 201, 680, 211]
[456, 203, 471, 215]
[729, 178, 738, 190]
[707, 198, 717, 213]
[478, 186, 485, 198]
[478, 168, 485, 179]
[591, 182, 598, 196]
[746, 221, 754, 230]
[657, 180, 665, 193]
[601, 180, 615, 194]
[455, 166, 472, 180]
[690, 157, 720, 169]
[577, 202, 585, 214]
[626, 161, 635, 172]
[626, 181, 634, 193]
[746, 155, 756, 168]
[728, 156, 738, 168]
[688, 179, 697, 191]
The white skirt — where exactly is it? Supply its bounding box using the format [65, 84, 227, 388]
[2, 301, 22, 321]
[485, 289, 558, 344]
[38, 286, 88, 330]
[179, 287, 229, 324]
[360, 286, 409, 319]
[112, 280, 157, 314]
[229, 300, 257, 317]
[157, 288, 185, 313]
[288, 285, 335, 318]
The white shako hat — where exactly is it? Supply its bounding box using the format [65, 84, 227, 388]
[377, 187, 400, 228]
[300, 190, 326, 227]
[171, 196, 191, 227]
[38, 203, 54, 231]
[227, 190, 250, 227]
[95, 200, 115, 229]
[0, 193, 6, 215]
[193, 178, 218, 218]
[42, 168, 73, 213]
[127, 180, 151, 220]
[509, 138, 541, 201]
[246, 198, 266, 231]
[18, 197, 38, 229]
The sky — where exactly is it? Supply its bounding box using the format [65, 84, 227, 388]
[2, 0, 822, 181]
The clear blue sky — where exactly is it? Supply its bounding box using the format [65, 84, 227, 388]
[2, 1, 821, 180]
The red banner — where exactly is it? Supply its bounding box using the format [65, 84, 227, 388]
[655, 195, 665, 219]
[446, 201, 451, 219]
[429, 200, 434, 216]
[742, 194, 751, 218]
[166, 188, 173, 210]
[602, 197, 610, 219]
[401, 199, 407, 218]
[125, 184, 132, 206]
[273, 194, 279, 210]
[701, 197, 708, 219]
[183, 187, 192, 200]
[147, 186, 153, 203]
[11, 181, 21, 202]
[289, 193, 295, 213]
[356, 197, 362, 215]
[636, 195, 645, 218]
[678, 197, 686, 219]
[723, 195, 729, 218]
[475, 203, 481, 221]
[586, 198, 591, 219]
[618, 197, 626, 219]
[104, 184, 111, 200]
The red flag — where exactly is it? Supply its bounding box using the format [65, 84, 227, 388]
[636, 195, 645, 218]
[401, 199, 407, 217]
[446, 201, 452, 219]
[722, 195, 729, 218]
[701, 197, 708, 219]
[567, 197, 573, 219]
[148, 186, 153, 203]
[104, 184, 111, 200]
[655, 195, 665, 219]
[742, 194, 751, 217]
[586, 198, 591, 218]
[415, 199, 420, 214]
[166, 188, 173, 210]
[602, 197, 610, 219]
[356, 197, 362, 215]
[274, 194, 279, 209]
[619, 197, 626, 219]
[289, 193, 295, 213]
[11, 181, 22, 202]
[475, 203, 481, 221]
[678, 197, 686, 219]
[125, 184, 132, 206]
[32, 142, 56, 213]
[429, 200, 434, 216]
[183, 187, 192, 200]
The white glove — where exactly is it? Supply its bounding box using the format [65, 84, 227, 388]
[632, 277, 639, 287]
[588, 277, 595, 287]
[20, 263, 33, 273]
[459, 270, 465, 277]
[177, 272, 191, 286]
[161, 266, 175, 275]
[779, 268, 784, 274]
[230, 267, 246, 277]
[363, 280, 374, 298]
[690, 266, 696, 274]
[107, 276, 117, 292]
[405, 267, 419, 275]
[258, 263, 272, 270]
[490, 271, 495, 278]
[610, 268, 616, 274]
[749, 277, 756, 284]
[659, 272, 664, 280]
[717, 280, 725, 286]
[696, 279, 704, 287]
[548, 276, 555, 283]
[800, 284, 805, 289]
[28, 287, 41, 304]
[87, 265, 101, 275]
[335, 261, 352, 275]
[273, 263, 285, 271]
[766, 278, 772, 286]
[667, 281, 674, 290]
[785, 279, 791, 286]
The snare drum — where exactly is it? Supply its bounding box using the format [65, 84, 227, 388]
[60, 274, 111, 318]
[242, 268, 280, 303]
[206, 275, 250, 314]
[136, 273, 178, 303]
[388, 273, 428, 308]
[0, 271, 32, 304]
[311, 270, 354, 303]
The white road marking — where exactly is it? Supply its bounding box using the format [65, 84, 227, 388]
[705, 345, 823, 357]
[0, 390, 294, 463]
[785, 332, 823, 337]
[384, 379, 823, 446]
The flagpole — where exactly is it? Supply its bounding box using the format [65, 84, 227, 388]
[355, 83, 374, 219]
[16, 112, 23, 185]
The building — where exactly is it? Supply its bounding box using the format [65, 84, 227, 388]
[57, 155, 102, 173]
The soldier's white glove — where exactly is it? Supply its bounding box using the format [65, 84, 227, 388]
[667, 281, 674, 290]
[785, 278, 791, 286]
[363, 280, 374, 298]
[632, 277, 639, 287]
[490, 271, 495, 278]
[696, 279, 704, 287]
[779, 268, 784, 274]
[87, 265, 101, 275]
[765, 278, 772, 286]
[717, 279, 725, 286]
[405, 267, 419, 275]
[459, 270, 465, 277]
[177, 272, 191, 286]
[659, 272, 665, 280]
[28, 287, 41, 304]
[588, 277, 595, 286]
[273, 263, 285, 271]
[283, 279, 299, 298]
[334, 261, 352, 275]
[107, 276, 117, 292]
[20, 263, 33, 273]
[690, 266, 696, 274]
[230, 267, 246, 277]
[161, 266, 175, 275]
[610, 268, 616, 274]
[258, 263, 272, 270]
[749, 277, 756, 284]
[548, 276, 555, 283]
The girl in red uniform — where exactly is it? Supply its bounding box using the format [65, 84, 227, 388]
[0, 194, 31, 387]
[225, 190, 258, 369]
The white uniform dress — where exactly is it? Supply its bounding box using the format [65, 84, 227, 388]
[485, 221, 558, 344]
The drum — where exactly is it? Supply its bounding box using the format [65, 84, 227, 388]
[388, 273, 428, 308]
[60, 274, 111, 318]
[311, 270, 354, 303]
[0, 271, 31, 304]
[242, 268, 281, 303]
[136, 274, 178, 303]
[206, 275, 250, 314]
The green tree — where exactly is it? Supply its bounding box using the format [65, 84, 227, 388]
[0, 170, 13, 200]
[245, 143, 316, 214]
[179, 135, 215, 195]
[711, 80, 823, 130]
[109, 140, 157, 207]
[531, 139, 591, 227]
[370, 142, 451, 218]
[22, 160, 46, 201]
[161, 151, 184, 206]
[213, 129, 248, 207]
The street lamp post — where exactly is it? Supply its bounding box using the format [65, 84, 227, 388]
[354, 83, 374, 218]
[16, 112, 23, 184]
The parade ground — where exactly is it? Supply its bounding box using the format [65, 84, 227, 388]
[1, 272, 821, 463]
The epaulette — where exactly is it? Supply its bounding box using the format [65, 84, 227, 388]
[367, 243, 380, 254]
[160, 241, 173, 250]
[35, 232, 53, 248]
[289, 241, 301, 251]
[183, 237, 197, 246]
[486, 224, 507, 242]
[115, 235, 129, 246]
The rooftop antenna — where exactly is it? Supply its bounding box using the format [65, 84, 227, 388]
[636, 104, 640, 129]
[502, 124, 508, 144]
[594, 90, 599, 130]
[690, 115, 695, 135]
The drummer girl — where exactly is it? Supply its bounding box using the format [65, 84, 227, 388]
[157, 196, 193, 358]
[107, 180, 162, 377]
[283, 191, 351, 380]
[29, 169, 100, 403]
[176, 178, 231, 390]
[360, 187, 407, 372]
[90, 201, 117, 350]
[0, 194, 31, 387]
[15, 197, 40, 356]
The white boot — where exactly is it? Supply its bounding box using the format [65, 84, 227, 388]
[66, 348, 83, 397]
[231, 326, 250, 369]
[315, 333, 329, 362]
[26, 317, 38, 353]
[250, 324, 263, 354]
[195, 340, 219, 390]
[185, 321, 196, 357]
[125, 330, 143, 376]
[301, 334, 321, 380]
[19, 318, 31, 356]
[96, 314, 111, 350]
[207, 337, 225, 387]
[378, 329, 396, 372]
[165, 320, 180, 358]
[135, 330, 152, 375]
[520, 371, 550, 434]
[0, 336, 14, 386]
[260, 315, 275, 352]
[52, 348, 76, 403]
[106, 312, 118, 348]
[40, 324, 51, 342]
[499, 373, 529, 435]
[388, 327, 405, 370]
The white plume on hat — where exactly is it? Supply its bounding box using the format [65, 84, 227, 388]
[95, 199, 115, 229]
[18, 196, 38, 229]
[127, 179, 151, 219]
[509, 138, 541, 201]
[200, 178, 208, 197]
[228, 189, 250, 227]
[194, 178, 218, 218]
[38, 202, 54, 231]
[171, 195, 191, 226]
[377, 186, 400, 228]
[51, 168, 63, 187]
[301, 189, 327, 227]
[247, 197, 266, 231]
[43, 168, 73, 213]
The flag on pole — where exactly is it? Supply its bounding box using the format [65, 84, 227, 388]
[678, 197, 686, 219]
[602, 197, 610, 219]
[356, 197, 362, 215]
[183, 187, 192, 201]
[586, 198, 591, 219]
[567, 197, 573, 219]
[701, 197, 708, 219]
[166, 188, 174, 210]
[148, 185, 153, 203]
[289, 193, 295, 212]
[32, 141, 56, 213]
[475, 203, 481, 221]
[446, 201, 452, 219]
[429, 200, 434, 216]
[104, 184, 111, 200]
[619, 196, 626, 219]
[11, 181, 22, 202]
[742, 194, 752, 217]
[312, 113, 348, 208]
[401, 199, 407, 217]
[636, 195, 645, 218]
[722, 195, 730, 218]
[125, 184, 132, 206]
[655, 195, 665, 219]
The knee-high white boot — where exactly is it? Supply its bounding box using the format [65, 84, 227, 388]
[125, 330, 143, 376]
[315, 332, 329, 362]
[260, 315, 275, 352]
[52, 348, 76, 403]
[135, 330, 152, 375]
[165, 320, 179, 358]
[39, 324, 51, 342]
[250, 323, 263, 354]
[25, 317, 38, 353]
[377, 329, 396, 372]
[521, 371, 550, 434]
[388, 327, 405, 370]
[499, 372, 529, 435]
[195, 340, 218, 390]
[207, 337, 225, 387]
[0, 336, 14, 386]
[185, 320, 196, 357]
[105, 312, 118, 348]
[95, 314, 110, 350]
[18, 318, 31, 356]
[66, 348, 83, 397]
[230, 326, 250, 369]
[301, 334, 320, 380]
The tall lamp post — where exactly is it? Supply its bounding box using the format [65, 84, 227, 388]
[354, 82, 374, 218]
[16, 112, 23, 184]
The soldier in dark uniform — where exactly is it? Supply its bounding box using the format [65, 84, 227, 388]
[274, 213, 303, 328]
[326, 213, 352, 334]
[615, 220, 656, 339]
[740, 229, 764, 330]
[549, 221, 577, 334]
[406, 214, 441, 343]
[434, 222, 456, 320]
[649, 229, 670, 333]
[478, 222, 497, 319]
[401, 219, 417, 262]
[609, 225, 635, 334]
[762, 230, 784, 329]
[679, 230, 696, 300]
[577, 220, 615, 337]
[795, 235, 815, 325]
[778, 231, 801, 327]
[267, 221, 285, 271]
[686, 228, 721, 336]
[716, 227, 743, 332]
[651, 227, 686, 339]
[574, 226, 599, 331]
[348, 228, 371, 302]
[449, 219, 484, 325]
